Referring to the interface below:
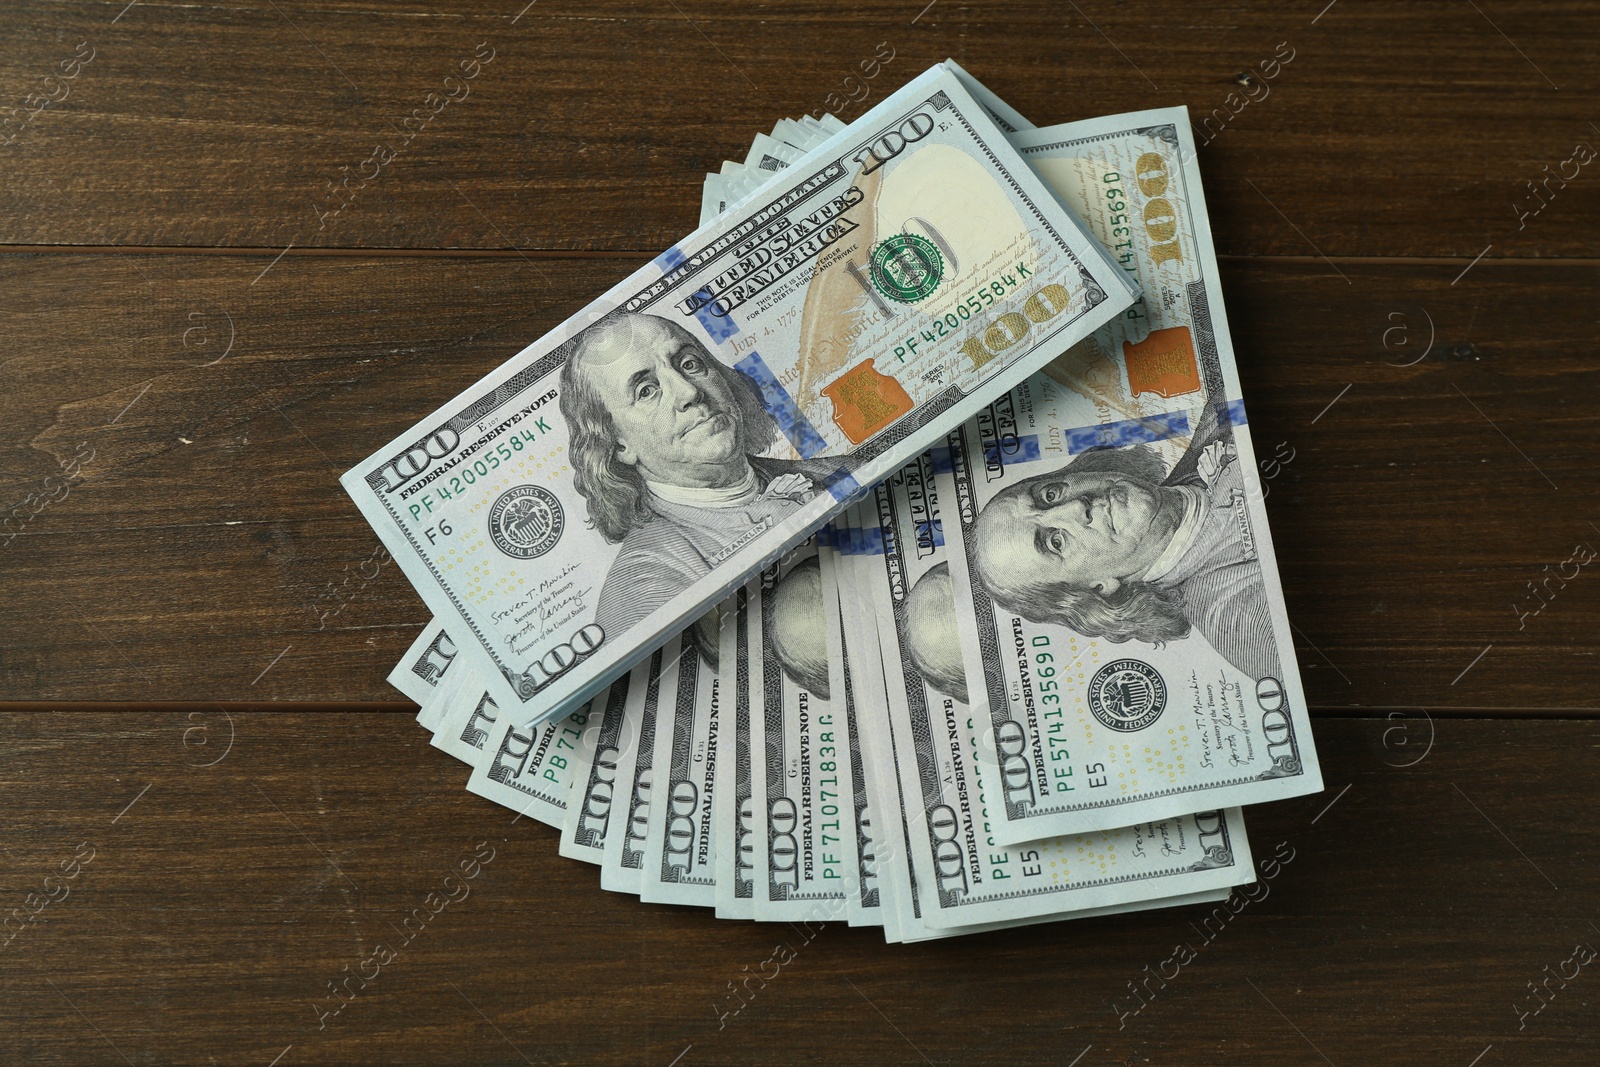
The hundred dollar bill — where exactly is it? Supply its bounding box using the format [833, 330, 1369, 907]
[600, 641, 673, 895]
[464, 689, 597, 828]
[767, 118, 807, 151]
[712, 586, 756, 920]
[938, 108, 1322, 843]
[698, 178, 725, 231]
[831, 507, 1047, 941]
[341, 62, 1140, 734]
[389, 619, 460, 726]
[850, 452, 1254, 927]
[745, 132, 804, 175]
[431, 670, 506, 764]
[837, 518, 955, 943]
[721, 131, 812, 207]
[831, 506, 911, 939]
[817, 540, 882, 927]
[835, 502, 1235, 940]
[748, 536, 853, 923]
[640, 604, 729, 907]
[558, 672, 636, 864]
[414, 662, 457, 738]
[711, 158, 752, 213]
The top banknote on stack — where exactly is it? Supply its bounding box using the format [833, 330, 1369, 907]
[343, 61, 1139, 728]
[350, 61, 1325, 940]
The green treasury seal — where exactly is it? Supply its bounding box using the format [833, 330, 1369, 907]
[869, 233, 944, 304]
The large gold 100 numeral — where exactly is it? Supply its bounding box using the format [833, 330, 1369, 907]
[958, 282, 1074, 370]
[1135, 151, 1185, 266]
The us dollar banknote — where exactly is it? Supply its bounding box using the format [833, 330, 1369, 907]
[831, 503, 1055, 942]
[721, 130, 814, 206]
[846, 451, 1254, 927]
[835, 502, 1236, 940]
[640, 604, 729, 907]
[748, 536, 856, 923]
[465, 691, 599, 828]
[558, 673, 636, 865]
[429, 670, 507, 764]
[830, 506, 912, 939]
[817, 540, 883, 927]
[414, 661, 458, 739]
[702, 64, 1024, 227]
[389, 619, 460, 725]
[600, 642, 672, 896]
[938, 108, 1323, 843]
[744, 132, 804, 175]
[713, 586, 756, 920]
[342, 62, 1140, 734]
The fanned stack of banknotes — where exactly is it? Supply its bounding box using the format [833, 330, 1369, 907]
[346, 61, 1326, 941]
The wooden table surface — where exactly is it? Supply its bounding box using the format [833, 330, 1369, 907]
[3, 1, 1597, 1064]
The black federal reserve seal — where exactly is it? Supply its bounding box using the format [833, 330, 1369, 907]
[489, 485, 565, 559]
[1087, 659, 1167, 732]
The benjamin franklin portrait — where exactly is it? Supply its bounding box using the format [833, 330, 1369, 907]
[903, 562, 969, 704]
[970, 401, 1280, 682]
[556, 310, 827, 641]
[767, 555, 830, 699]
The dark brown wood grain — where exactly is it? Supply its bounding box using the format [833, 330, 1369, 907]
[4, 0, 1599, 1061]
[3, 254, 1597, 706]
[0, 1, 1594, 256]
[0, 714, 1591, 1066]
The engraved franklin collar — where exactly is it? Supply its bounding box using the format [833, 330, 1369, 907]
[1137, 483, 1206, 585]
[644, 463, 759, 509]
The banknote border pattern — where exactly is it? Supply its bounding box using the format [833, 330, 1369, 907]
[1016, 122, 1182, 158]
